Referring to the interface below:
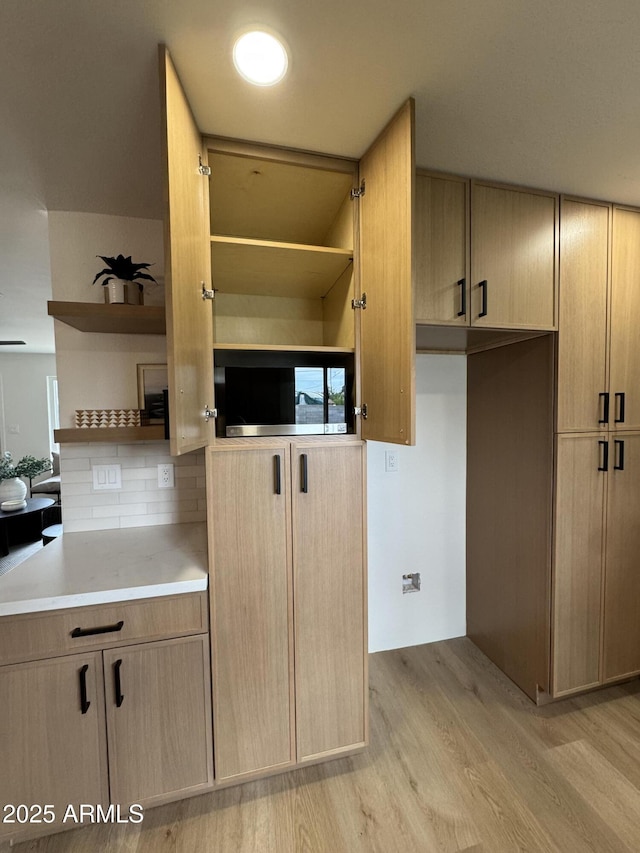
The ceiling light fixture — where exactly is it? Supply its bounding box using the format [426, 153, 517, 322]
[233, 30, 288, 86]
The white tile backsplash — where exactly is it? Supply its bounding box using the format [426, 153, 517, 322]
[60, 442, 206, 533]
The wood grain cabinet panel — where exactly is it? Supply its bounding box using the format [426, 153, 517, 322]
[556, 199, 610, 432]
[292, 443, 367, 761]
[0, 653, 108, 842]
[602, 433, 640, 681]
[207, 446, 294, 781]
[471, 183, 557, 330]
[552, 435, 606, 695]
[610, 208, 640, 431]
[415, 172, 469, 326]
[103, 636, 213, 805]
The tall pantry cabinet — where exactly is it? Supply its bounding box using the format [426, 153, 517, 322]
[553, 199, 640, 696]
[159, 47, 414, 781]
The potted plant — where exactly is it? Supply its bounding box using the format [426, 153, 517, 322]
[92, 254, 158, 305]
[0, 452, 53, 503]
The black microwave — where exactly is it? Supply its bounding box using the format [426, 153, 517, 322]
[214, 349, 355, 438]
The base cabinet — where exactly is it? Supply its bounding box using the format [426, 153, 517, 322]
[0, 595, 213, 844]
[103, 636, 213, 805]
[552, 435, 606, 696]
[207, 440, 367, 782]
[0, 653, 108, 842]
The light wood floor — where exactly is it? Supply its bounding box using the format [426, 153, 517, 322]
[11, 638, 640, 852]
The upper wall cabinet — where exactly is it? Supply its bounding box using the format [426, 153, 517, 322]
[610, 206, 640, 431]
[159, 48, 215, 456]
[471, 182, 558, 330]
[556, 198, 610, 432]
[557, 201, 640, 433]
[415, 174, 558, 332]
[159, 45, 415, 450]
[415, 171, 469, 326]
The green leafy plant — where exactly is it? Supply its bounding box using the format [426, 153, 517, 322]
[0, 451, 52, 482]
[92, 254, 157, 290]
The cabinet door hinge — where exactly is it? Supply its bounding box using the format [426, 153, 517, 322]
[204, 406, 217, 422]
[202, 282, 216, 300]
[350, 180, 365, 200]
[352, 292, 367, 310]
[354, 404, 368, 419]
[198, 156, 211, 177]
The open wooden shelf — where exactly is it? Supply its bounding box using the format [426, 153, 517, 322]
[210, 236, 353, 299]
[54, 426, 166, 444]
[213, 343, 355, 353]
[48, 302, 166, 335]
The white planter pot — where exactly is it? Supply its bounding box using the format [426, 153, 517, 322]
[104, 279, 126, 304]
[0, 477, 27, 503]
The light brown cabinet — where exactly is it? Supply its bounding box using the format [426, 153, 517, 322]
[610, 208, 640, 431]
[207, 444, 294, 782]
[552, 434, 606, 696]
[553, 432, 640, 693]
[160, 46, 415, 451]
[602, 432, 640, 681]
[557, 200, 640, 433]
[0, 594, 213, 843]
[415, 174, 557, 331]
[0, 653, 108, 843]
[103, 636, 213, 805]
[556, 198, 610, 432]
[207, 441, 366, 781]
[415, 171, 469, 326]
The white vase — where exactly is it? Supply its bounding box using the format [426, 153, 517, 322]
[0, 477, 28, 503]
[104, 279, 126, 304]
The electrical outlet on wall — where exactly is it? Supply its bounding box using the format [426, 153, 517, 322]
[385, 451, 399, 472]
[157, 463, 174, 489]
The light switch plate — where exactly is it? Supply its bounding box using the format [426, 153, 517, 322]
[92, 464, 122, 490]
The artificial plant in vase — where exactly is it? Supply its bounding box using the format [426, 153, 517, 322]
[0, 452, 52, 502]
[92, 254, 157, 305]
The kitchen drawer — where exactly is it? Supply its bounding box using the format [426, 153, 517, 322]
[0, 592, 208, 666]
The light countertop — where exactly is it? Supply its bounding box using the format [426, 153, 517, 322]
[0, 522, 208, 616]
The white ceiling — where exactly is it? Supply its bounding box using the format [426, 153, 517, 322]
[3, 0, 640, 352]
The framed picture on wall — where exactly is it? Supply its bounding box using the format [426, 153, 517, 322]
[137, 363, 168, 425]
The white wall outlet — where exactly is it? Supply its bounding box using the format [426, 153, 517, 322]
[8, 424, 20, 435]
[157, 463, 175, 489]
[385, 451, 399, 473]
[92, 464, 122, 491]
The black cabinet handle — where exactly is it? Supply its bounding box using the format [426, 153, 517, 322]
[114, 659, 124, 707]
[300, 454, 308, 494]
[71, 620, 124, 638]
[614, 439, 625, 471]
[478, 280, 488, 318]
[598, 440, 609, 472]
[598, 392, 610, 425]
[79, 664, 90, 715]
[274, 454, 282, 495]
[615, 392, 626, 424]
[457, 278, 466, 318]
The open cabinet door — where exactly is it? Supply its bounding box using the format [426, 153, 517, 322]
[358, 99, 415, 445]
[159, 46, 214, 455]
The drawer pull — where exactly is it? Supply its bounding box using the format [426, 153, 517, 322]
[114, 659, 124, 707]
[70, 620, 124, 638]
[79, 664, 90, 714]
